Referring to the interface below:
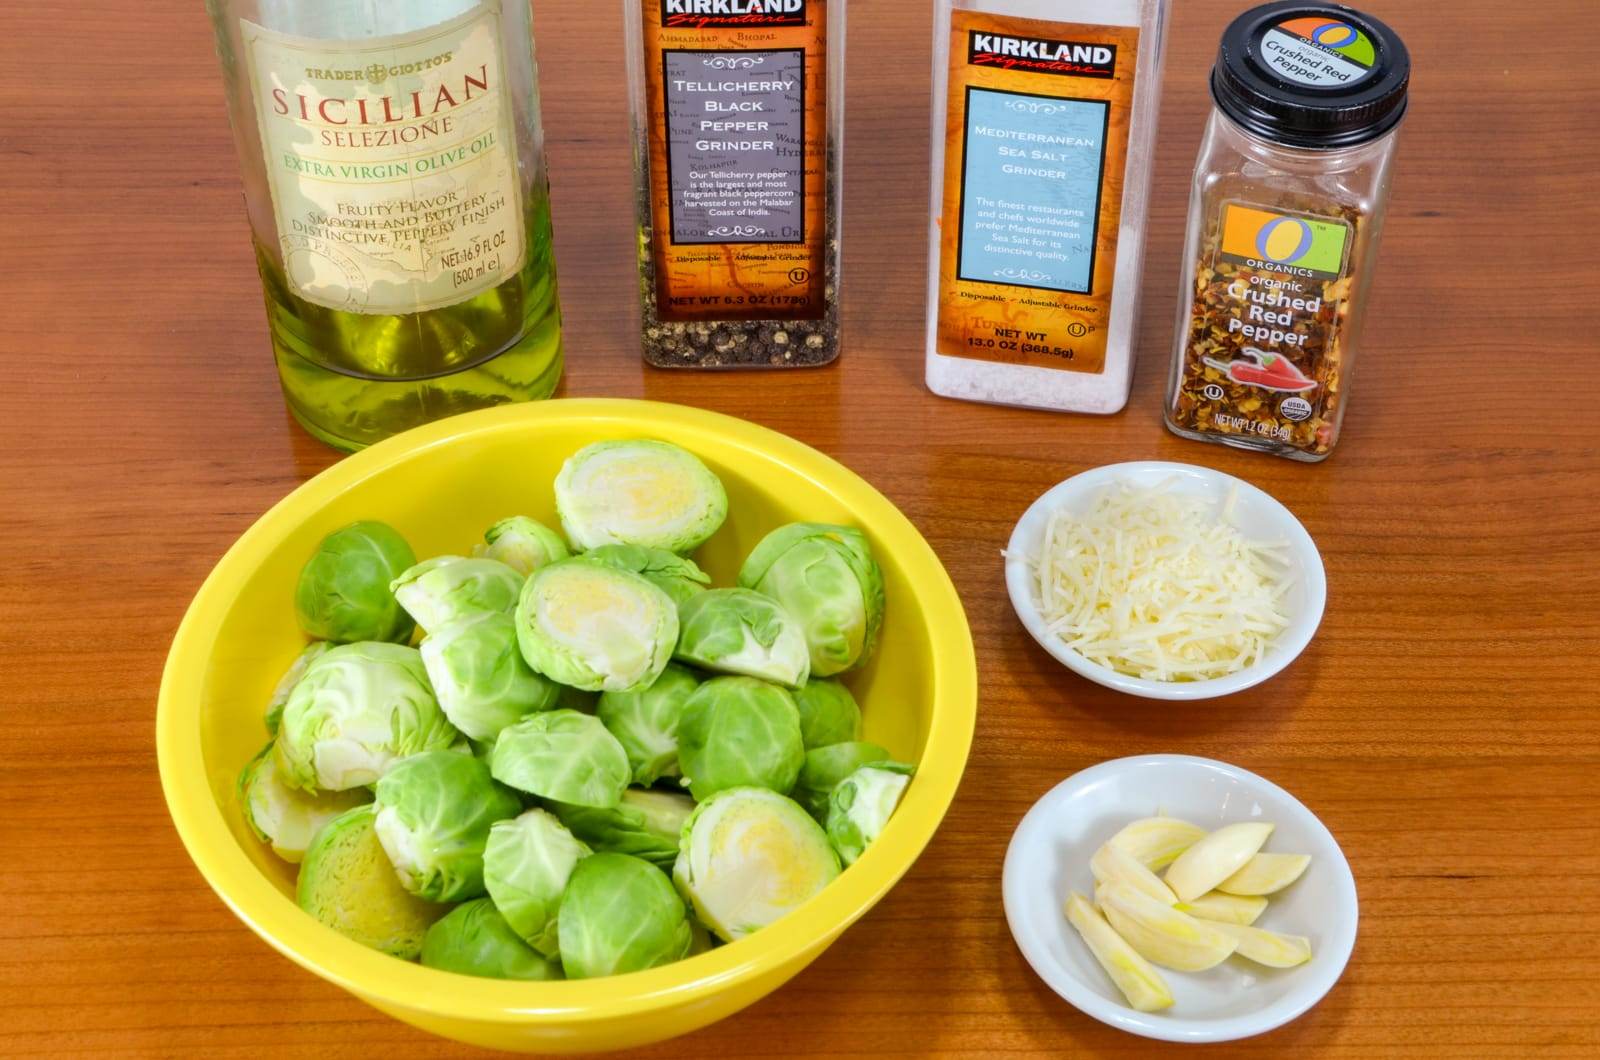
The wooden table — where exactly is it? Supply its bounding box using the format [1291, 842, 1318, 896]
[4, 0, 1597, 1055]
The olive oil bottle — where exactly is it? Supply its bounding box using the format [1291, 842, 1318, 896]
[207, 0, 562, 451]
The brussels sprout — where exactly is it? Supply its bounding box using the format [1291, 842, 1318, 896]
[421, 898, 564, 981]
[791, 741, 891, 821]
[791, 678, 863, 750]
[596, 664, 699, 784]
[237, 741, 370, 862]
[552, 788, 695, 869]
[475, 516, 570, 577]
[373, 750, 521, 902]
[294, 521, 417, 644]
[673, 787, 840, 942]
[264, 641, 332, 735]
[514, 558, 678, 693]
[738, 523, 885, 676]
[482, 808, 590, 956]
[558, 853, 693, 978]
[391, 556, 524, 634]
[276, 642, 457, 792]
[489, 709, 631, 808]
[676, 676, 805, 800]
[687, 916, 716, 956]
[420, 611, 561, 742]
[675, 588, 811, 688]
[296, 804, 445, 958]
[583, 543, 711, 606]
[825, 763, 915, 866]
[554, 439, 728, 553]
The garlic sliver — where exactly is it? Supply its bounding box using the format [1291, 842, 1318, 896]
[1216, 852, 1311, 896]
[1063, 892, 1174, 1012]
[1098, 881, 1239, 972]
[1163, 822, 1274, 901]
[1091, 841, 1177, 905]
[1174, 891, 1268, 926]
[1107, 816, 1207, 870]
[1212, 921, 1312, 967]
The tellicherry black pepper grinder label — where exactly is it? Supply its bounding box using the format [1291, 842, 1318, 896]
[632, 0, 840, 369]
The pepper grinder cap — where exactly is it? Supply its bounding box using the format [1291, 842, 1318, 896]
[1212, 1, 1410, 149]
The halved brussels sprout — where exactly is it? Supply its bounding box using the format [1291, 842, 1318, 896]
[264, 641, 332, 735]
[791, 740, 891, 821]
[554, 440, 728, 553]
[583, 543, 712, 606]
[475, 516, 570, 577]
[489, 709, 631, 808]
[238, 741, 370, 863]
[675, 588, 811, 688]
[514, 558, 678, 693]
[294, 521, 417, 644]
[420, 611, 561, 742]
[391, 556, 524, 634]
[825, 762, 914, 866]
[482, 808, 590, 956]
[296, 804, 445, 958]
[738, 523, 885, 676]
[372, 750, 521, 902]
[596, 663, 700, 784]
[276, 642, 457, 792]
[676, 676, 805, 800]
[421, 898, 564, 980]
[673, 787, 840, 942]
[558, 853, 693, 979]
[791, 678, 863, 749]
[552, 788, 695, 869]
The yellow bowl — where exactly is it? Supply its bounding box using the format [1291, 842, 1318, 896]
[157, 399, 976, 1052]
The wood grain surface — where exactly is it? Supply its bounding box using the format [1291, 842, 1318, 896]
[3, 0, 1598, 1056]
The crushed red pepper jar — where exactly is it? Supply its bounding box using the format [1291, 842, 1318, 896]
[1164, 2, 1410, 461]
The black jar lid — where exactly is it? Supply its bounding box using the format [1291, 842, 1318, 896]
[1211, 2, 1410, 149]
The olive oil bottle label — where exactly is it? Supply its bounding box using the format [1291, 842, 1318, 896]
[935, 13, 1139, 374]
[241, 1, 525, 315]
[642, 0, 828, 322]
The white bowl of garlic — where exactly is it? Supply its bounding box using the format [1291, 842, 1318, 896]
[1004, 461, 1326, 700]
[1002, 755, 1358, 1042]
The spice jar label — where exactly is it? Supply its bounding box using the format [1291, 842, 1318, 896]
[1258, 16, 1378, 88]
[1173, 200, 1354, 451]
[934, 13, 1139, 375]
[640, 0, 828, 323]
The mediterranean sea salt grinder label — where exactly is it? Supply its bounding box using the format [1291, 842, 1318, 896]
[241, 1, 524, 314]
[935, 13, 1139, 374]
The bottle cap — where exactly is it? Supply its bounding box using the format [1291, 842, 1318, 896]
[1212, 2, 1410, 149]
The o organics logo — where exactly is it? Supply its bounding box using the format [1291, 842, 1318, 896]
[1309, 21, 1358, 48]
[1254, 216, 1314, 264]
[1277, 16, 1377, 67]
[1219, 204, 1347, 279]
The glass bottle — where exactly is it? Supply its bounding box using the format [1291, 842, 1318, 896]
[625, 0, 844, 369]
[925, 0, 1170, 414]
[1164, 1, 1409, 461]
[205, 0, 562, 451]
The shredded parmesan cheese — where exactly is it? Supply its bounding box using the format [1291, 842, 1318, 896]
[1023, 480, 1293, 682]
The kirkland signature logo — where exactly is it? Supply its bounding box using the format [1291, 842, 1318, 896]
[968, 32, 1117, 79]
[662, 0, 807, 29]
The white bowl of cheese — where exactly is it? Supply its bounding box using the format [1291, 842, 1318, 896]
[1004, 462, 1325, 700]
